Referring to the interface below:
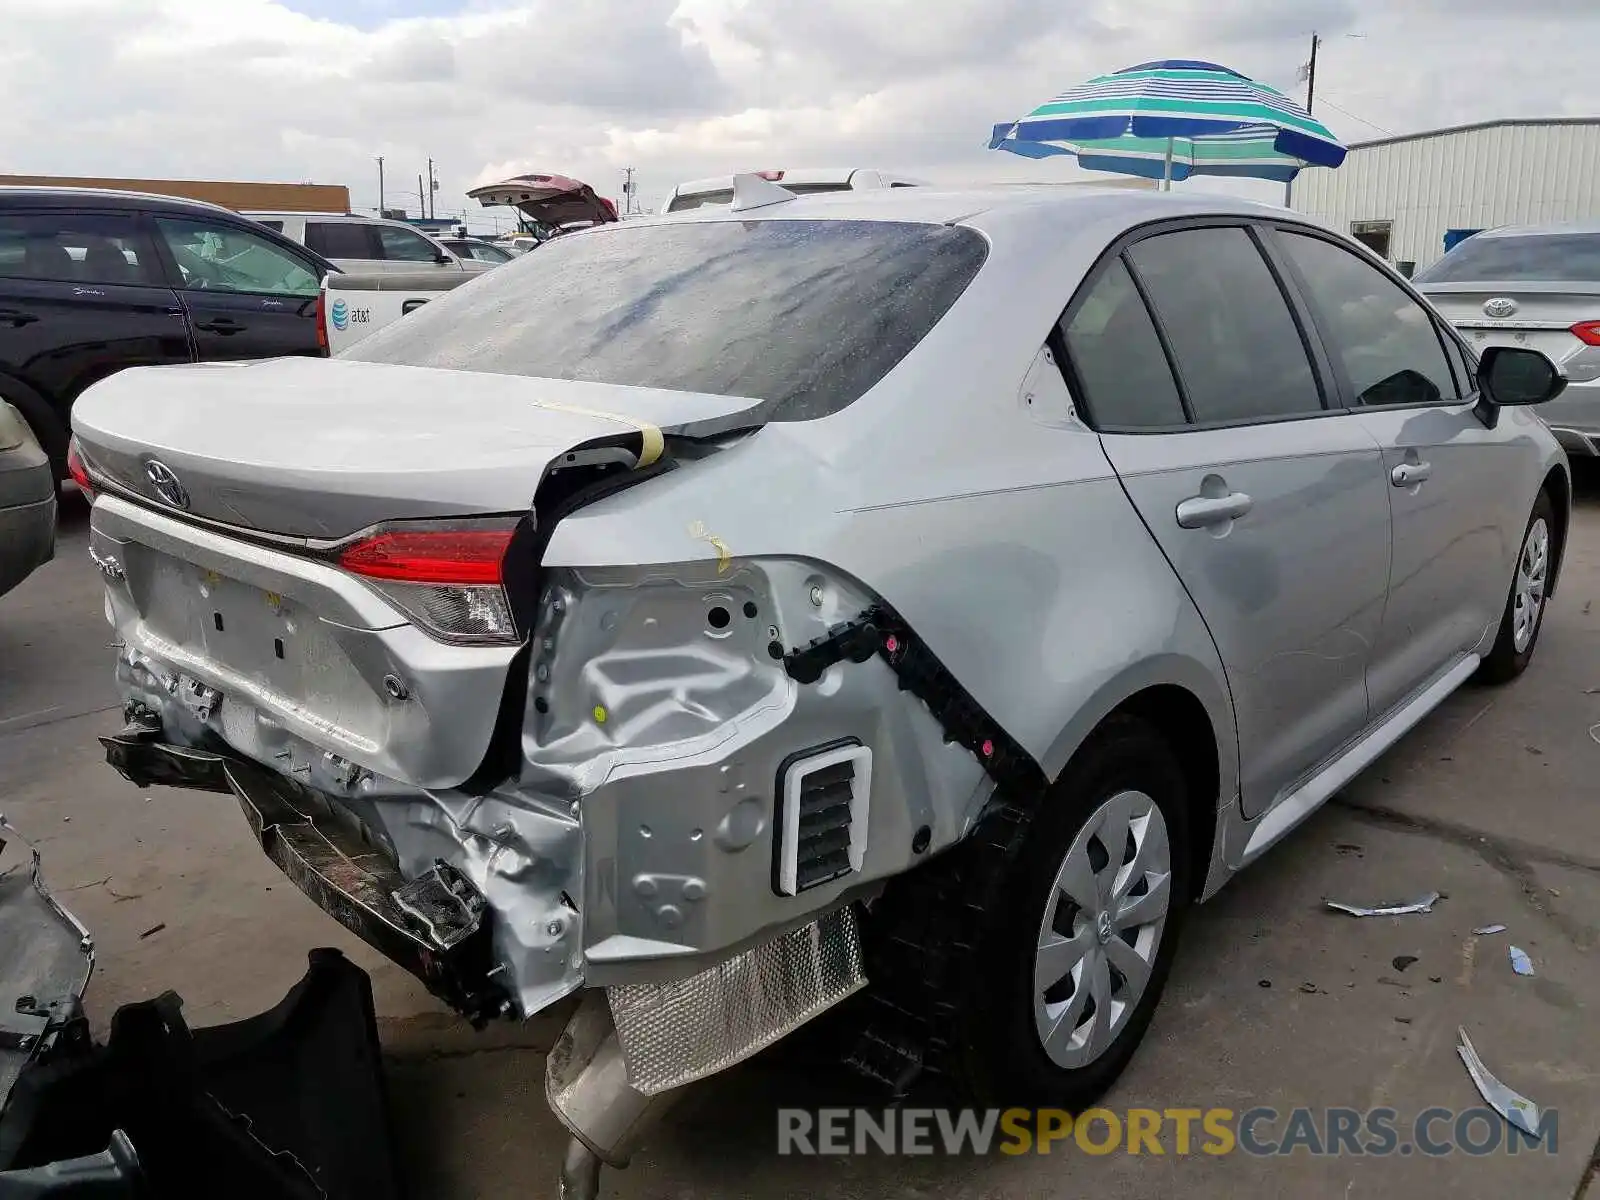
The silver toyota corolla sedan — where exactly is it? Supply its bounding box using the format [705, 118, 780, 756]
[69, 177, 1570, 1193]
[1416, 220, 1600, 457]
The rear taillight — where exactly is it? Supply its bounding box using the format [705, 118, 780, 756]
[755, 169, 785, 181]
[66, 437, 96, 502]
[315, 290, 329, 353]
[337, 523, 519, 645]
[1571, 320, 1600, 347]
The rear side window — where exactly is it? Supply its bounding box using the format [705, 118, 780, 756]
[0, 212, 160, 287]
[1128, 227, 1324, 424]
[1060, 258, 1186, 429]
[376, 225, 442, 262]
[345, 219, 988, 422]
[1278, 230, 1457, 407]
[305, 222, 375, 260]
[1414, 232, 1600, 284]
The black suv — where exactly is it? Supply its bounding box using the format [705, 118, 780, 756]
[0, 187, 337, 481]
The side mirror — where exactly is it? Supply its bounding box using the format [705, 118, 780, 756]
[434, 253, 453, 265]
[1480, 346, 1567, 407]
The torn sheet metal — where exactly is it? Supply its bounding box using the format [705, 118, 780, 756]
[1324, 892, 1440, 918]
[1456, 1027, 1542, 1138]
[1473, 924, 1507, 936]
[1508, 946, 1536, 976]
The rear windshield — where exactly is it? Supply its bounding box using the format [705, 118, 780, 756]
[1415, 232, 1600, 284]
[344, 219, 988, 422]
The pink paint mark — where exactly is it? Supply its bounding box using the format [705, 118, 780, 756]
[884, 635, 899, 653]
[981, 739, 994, 757]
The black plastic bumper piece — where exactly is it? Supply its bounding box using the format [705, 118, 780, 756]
[99, 733, 510, 1027]
[0, 949, 401, 1200]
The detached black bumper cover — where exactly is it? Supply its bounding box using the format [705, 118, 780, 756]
[99, 730, 510, 1026]
[0, 949, 402, 1200]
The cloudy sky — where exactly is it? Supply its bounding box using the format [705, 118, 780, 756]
[1, 0, 1595, 229]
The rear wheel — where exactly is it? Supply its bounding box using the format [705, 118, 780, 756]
[1477, 490, 1555, 684]
[953, 716, 1192, 1108]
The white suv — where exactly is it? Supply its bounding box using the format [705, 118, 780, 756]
[244, 212, 492, 276]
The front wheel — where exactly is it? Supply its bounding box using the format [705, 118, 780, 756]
[1477, 490, 1555, 684]
[954, 716, 1192, 1109]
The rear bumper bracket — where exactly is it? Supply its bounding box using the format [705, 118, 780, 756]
[98, 733, 512, 1027]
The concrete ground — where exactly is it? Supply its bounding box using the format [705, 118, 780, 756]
[2, 472, 1598, 1199]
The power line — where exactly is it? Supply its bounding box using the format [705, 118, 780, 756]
[1317, 95, 1395, 137]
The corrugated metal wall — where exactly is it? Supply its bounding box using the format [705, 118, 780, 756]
[1290, 121, 1600, 269]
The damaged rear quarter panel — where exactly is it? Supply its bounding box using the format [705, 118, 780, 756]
[519, 553, 989, 984]
[535, 342, 1238, 983]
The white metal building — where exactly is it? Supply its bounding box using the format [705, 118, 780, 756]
[1290, 117, 1600, 273]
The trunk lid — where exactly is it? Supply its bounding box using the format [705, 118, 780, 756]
[1421, 281, 1600, 385]
[70, 357, 763, 538]
[466, 174, 618, 230]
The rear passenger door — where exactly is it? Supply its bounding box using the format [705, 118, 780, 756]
[151, 215, 325, 362]
[0, 210, 190, 446]
[1060, 223, 1393, 819]
[1271, 227, 1518, 715]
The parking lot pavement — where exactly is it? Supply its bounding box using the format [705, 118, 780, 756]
[3, 474, 1598, 1199]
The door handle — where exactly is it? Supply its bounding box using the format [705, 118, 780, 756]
[0, 309, 39, 327]
[1176, 492, 1253, 529]
[194, 318, 243, 334]
[1391, 461, 1432, 487]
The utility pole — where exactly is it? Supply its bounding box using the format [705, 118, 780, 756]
[1305, 31, 1320, 116]
[376, 156, 385, 216]
[1284, 31, 1320, 209]
[417, 174, 425, 220]
[622, 166, 636, 217]
[427, 158, 437, 219]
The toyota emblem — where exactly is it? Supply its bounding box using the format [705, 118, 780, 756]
[145, 459, 191, 510]
[1483, 297, 1518, 319]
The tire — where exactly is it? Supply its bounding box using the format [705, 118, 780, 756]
[1476, 490, 1555, 685]
[949, 715, 1193, 1110]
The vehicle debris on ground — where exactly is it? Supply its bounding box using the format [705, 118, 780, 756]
[1325, 892, 1441, 917]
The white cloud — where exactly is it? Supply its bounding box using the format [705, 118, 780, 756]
[0, 0, 1593, 228]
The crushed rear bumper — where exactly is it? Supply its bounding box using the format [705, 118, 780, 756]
[100, 725, 513, 1027]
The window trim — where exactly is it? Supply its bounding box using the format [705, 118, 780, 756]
[1053, 215, 1342, 435]
[0, 207, 168, 290]
[1262, 221, 1480, 413]
[147, 212, 326, 301]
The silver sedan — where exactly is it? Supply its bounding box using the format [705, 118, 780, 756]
[70, 179, 1570, 1193]
[1416, 220, 1600, 456]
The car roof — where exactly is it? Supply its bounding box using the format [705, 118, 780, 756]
[644, 183, 1298, 238]
[1468, 219, 1600, 240]
[0, 185, 262, 220]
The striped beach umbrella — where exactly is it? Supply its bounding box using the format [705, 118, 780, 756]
[989, 59, 1347, 187]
